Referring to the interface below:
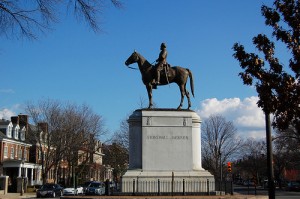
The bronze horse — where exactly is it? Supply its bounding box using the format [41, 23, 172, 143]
[125, 51, 194, 109]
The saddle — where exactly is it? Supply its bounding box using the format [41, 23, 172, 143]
[153, 63, 170, 74]
[152, 63, 171, 89]
[164, 63, 171, 74]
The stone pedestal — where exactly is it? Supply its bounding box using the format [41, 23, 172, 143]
[121, 109, 214, 193]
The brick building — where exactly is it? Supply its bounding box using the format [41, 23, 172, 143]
[0, 114, 109, 192]
[0, 114, 40, 192]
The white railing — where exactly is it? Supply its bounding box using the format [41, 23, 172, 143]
[121, 179, 215, 194]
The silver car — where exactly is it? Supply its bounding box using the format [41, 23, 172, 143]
[63, 186, 84, 195]
[85, 182, 105, 195]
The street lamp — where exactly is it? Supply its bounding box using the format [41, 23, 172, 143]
[219, 152, 222, 191]
[20, 158, 25, 196]
[60, 160, 67, 186]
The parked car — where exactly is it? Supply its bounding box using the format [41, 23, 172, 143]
[110, 181, 115, 188]
[36, 183, 63, 198]
[82, 181, 94, 193]
[63, 186, 84, 195]
[85, 181, 105, 195]
[243, 180, 255, 186]
[285, 181, 300, 191]
[263, 180, 278, 189]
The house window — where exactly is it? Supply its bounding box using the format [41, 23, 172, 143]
[20, 127, 26, 141]
[24, 149, 27, 161]
[4, 146, 8, 158]
[18, 147, 22, 160]
[14, 126, 19, 140]
[10, 147, 14, 159]
[38, 150, 41, 160]
[7, 124, 12, 138]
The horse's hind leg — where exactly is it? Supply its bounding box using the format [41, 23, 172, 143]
[185, 87, 191, 109]
[177, 84, 185, 110]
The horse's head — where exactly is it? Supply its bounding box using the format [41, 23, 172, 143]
[125, 51, 139, 66]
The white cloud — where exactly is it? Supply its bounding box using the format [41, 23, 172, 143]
[0, 89, 15, 94]
[0, 104, 22, 120]
[196, 96, 266, 139]
[240, 130, 266, 140]
[0, 108, 15, 120]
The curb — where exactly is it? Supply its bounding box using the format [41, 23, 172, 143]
[0, 193, 269, 199]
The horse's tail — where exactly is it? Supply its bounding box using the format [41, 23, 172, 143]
[186, 68, 195, 97]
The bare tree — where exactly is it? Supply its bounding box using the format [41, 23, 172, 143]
[102, 143, 128, 182]
[59, 103, 105, 185]
[201, 115, 243, 179]
[274, 124, 300, 146]
[25, 99, 105, 184]
[238, 139, 267, 185]
[0, 0, 122, 39]
[112, 117, 129, 151]
[273, 125, 300, 187]
[26, 99, 63, 184]
[103, 114, 130, 181]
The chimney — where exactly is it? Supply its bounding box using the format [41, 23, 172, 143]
[38, 123, 48, 133]
[19, 114, 28, 128]
[11, 116, 19, 125]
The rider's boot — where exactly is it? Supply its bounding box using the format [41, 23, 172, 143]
[152, 79, 157, 89]
[155, 71, 160, 85]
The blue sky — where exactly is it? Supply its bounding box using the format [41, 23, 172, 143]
[1, 0, 280, 140]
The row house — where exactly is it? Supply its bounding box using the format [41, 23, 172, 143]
[76, 140, 105, 185]
[0, 114, 108, 193]
[0, 114, 40, 192]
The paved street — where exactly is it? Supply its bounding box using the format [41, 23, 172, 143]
[0, 186, 299, 199]
[233, 185, 300, 199]
[0, 193, 268, 199]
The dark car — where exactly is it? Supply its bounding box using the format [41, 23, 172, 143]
[85, 181, 105, 195]
[286, 181, 300, 191]
[36, 183, 63, 198]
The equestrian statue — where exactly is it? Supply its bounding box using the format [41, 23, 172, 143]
[125, 43, 195, 110]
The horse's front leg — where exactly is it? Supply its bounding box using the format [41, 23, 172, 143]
[146, 85, 153, 109]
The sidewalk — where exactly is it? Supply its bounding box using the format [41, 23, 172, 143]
[0, 193, 268, 199]
[0, 192, 35, 199]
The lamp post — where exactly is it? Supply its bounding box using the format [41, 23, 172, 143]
[20, 158, 25, 196]
[60, 160, 67, 186]
[219, 152, 222, 191]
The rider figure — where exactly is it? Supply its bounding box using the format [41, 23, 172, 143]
[154, 42, 168, 85]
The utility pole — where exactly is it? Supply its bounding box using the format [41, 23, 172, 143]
[265, 112, 275, 199]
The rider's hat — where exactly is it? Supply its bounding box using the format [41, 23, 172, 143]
[161, 43, 166, 48]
